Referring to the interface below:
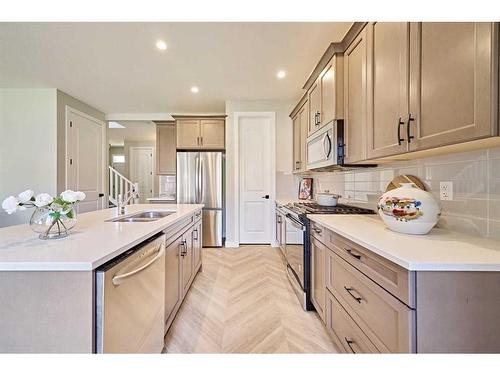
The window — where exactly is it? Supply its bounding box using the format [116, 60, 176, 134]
[112, 155, 125, 164]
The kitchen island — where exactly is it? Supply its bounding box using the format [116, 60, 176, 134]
[0, 204, 203, 353]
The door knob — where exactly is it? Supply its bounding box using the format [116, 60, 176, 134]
[262, 195, 270, 199]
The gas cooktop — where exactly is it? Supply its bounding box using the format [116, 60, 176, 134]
[286, 202, 375, 215]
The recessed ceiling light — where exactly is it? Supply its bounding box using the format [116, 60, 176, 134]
[156, 40, 167, 50]
[277, 70, 286, 79]
[191, 86, 199, 93]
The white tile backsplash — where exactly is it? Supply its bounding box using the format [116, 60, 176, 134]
[280, 147, 500, 240]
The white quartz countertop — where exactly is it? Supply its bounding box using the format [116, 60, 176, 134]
[308, 215, 500, 272]
[0, 204, 203, 271]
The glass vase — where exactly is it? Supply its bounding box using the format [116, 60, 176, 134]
[29, 205, 77, 240]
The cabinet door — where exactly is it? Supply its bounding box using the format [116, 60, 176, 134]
[321, 55, 343, 125]
[292, 113, 301, 172]
[200, 119, 225, 149]
[367, 22, 410, 158]
[165, 235, 182, 324]
[409, 22, 496, 151]
[311, 236, 326, 322]
[156, 123, 176, 175]
[181, 230, 194, 295]
[192, 221, 202, 271]
[299, 100, 308, 171]
[344, 28, 368, 163]
[176, 119, 200, 149]
[308, 80, 321, 135]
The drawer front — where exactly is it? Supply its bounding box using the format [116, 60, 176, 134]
[328, 250, 414, 353]
[326, 290, 380, 354]
[310, 221, 325, 242]
[325, 230, 414, 307]
[164, 214, 195, 246]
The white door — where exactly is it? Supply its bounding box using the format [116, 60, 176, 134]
[130, 147, 154, 203]
[67, 107, 104, 213]
[238, 114, 274, 243]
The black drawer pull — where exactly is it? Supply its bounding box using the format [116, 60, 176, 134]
[345, 337, 356, 353]
[344, 286, 363, 303]
[345, 248, 362, 260]
[313, 228, 322, 234]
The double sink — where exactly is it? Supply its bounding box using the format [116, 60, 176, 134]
[107, 210, 174, 223]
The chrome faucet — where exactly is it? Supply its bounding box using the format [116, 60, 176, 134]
[117, 194, 126, 215]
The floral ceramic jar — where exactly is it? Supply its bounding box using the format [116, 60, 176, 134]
[377, 183, 441, 235]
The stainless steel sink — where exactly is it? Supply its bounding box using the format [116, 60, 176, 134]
[107, 210, 174, 223]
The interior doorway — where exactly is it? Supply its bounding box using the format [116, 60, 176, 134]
[129, 147, 154, 203]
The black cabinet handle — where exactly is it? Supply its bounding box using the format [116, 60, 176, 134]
[345, 248, 362, 260]
[406, 114, 415, 143]
[397, 117, 405, 145]
[344, 286, 363, 303]
[345, 337, 356, 353]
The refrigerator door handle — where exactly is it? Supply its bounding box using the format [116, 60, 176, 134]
[200, 158, 204, 204]
[195, 154, 200, 204]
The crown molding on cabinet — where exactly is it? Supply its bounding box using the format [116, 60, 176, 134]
[301, 22, 367, 92]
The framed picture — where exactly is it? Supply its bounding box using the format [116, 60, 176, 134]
[298, 178, 313, 200]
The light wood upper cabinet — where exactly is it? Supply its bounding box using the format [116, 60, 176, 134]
[308, 55, 344, 136]
[308, 81, 321, 135]
[409, 22, 497, 151]
[176, 118, 225, 149]
[367, 22, 410, 159]
[292, 99, 309, 172]
[156, 122, 176, 175]
[344, 28, 368, 163]
[200, 119, 225, 148]
[176, 119, 201, 149]
[321, 55, 344, 125]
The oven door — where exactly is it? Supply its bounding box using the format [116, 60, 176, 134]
[283, 213, 305, 288]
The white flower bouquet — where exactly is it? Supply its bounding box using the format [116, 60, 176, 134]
[2, 189, 86, 239]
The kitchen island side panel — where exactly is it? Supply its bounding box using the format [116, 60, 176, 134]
[416, 271, 500, 353]
[0, 271, 94, 353]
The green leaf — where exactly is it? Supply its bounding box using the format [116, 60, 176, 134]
[66, 209, 74, 219]
[49, 212, 61, 221]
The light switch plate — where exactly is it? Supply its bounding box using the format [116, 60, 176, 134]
[440, 181, 453, 201]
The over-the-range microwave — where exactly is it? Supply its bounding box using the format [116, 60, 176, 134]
[306, 120, 344, 170]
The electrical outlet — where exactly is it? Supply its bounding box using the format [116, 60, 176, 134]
[440, 181, 453, 201]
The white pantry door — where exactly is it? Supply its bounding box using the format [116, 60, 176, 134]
[238, 114, 274, 244]
[130, 147, 154, 203]
[67, 108, 104, 213]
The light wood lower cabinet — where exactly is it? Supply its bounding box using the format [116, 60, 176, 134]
[310, 236, 326, 322]
[326, 290, 380, 353]
[310, 218, 500, 353]
[164, 235, 182, 325]
[164, 210, 203, 334]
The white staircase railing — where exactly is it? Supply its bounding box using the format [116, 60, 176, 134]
[108, 166, 139, 207]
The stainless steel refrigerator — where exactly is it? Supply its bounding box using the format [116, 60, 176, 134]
[177, 152, 223, 247]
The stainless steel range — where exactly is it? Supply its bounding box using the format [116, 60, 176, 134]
[275, 201, 375, 311]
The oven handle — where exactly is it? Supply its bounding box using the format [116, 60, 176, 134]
[285, 214, 305, 231]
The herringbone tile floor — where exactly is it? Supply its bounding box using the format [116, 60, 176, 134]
[163, 245, 338, 353]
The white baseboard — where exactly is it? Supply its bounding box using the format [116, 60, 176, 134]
[224, 241, 240, 248]
[270, 240, 279, 248]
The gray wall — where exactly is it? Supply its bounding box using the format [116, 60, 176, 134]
[0, 89, 58, 227]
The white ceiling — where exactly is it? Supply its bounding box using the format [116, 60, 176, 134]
[0, 22, 352, 113]
[108, 121, 156, 146]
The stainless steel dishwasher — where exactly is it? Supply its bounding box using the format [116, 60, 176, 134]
[95, 233, 165, 353]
